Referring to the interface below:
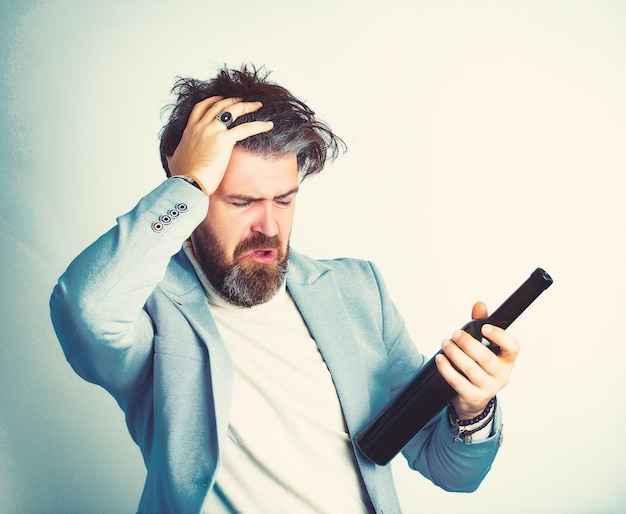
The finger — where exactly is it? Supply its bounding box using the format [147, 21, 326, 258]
[435, 352, 465, 393]
[435, 351, 478, 397]
[482, 325, 520, 363]
[438, 350, 501, 417]
[472, 301, 488, 320]
[443, 333, 495, 385]
[453, 329, 495, 364]
[440, 340, 505, 410]
[204, 97, 263, 126]
[227, 120, 274, 142]
[187, 96, 225, 125]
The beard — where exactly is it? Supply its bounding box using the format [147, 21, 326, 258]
[191, 227, 289, 307]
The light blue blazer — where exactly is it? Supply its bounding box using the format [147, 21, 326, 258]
[50, 179, 502, 514]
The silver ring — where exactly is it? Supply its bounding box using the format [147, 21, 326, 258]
[216, 111, 234, 126]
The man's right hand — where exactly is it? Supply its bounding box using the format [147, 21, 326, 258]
[166, 96, 273, 195]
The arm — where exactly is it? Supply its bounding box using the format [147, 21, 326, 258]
[50, 179, 209, 394]
[50, 97, 273, 394]
[370, 265, 514, 491]
[404, 313, 518, 490]
[402, 311, 517, 490]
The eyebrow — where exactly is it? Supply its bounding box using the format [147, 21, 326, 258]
[224, 187, 300, 202]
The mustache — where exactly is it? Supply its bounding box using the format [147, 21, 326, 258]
[233, 234, 282, 259]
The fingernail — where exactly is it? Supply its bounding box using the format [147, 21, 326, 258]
[452, 330, 462, 340]
[483, 324, 493, 335]
[442, 339, 450, 348]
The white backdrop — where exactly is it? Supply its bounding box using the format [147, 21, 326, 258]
[2, 1, 625, 512]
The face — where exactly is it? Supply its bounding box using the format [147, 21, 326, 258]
[191, 147, 299, 307]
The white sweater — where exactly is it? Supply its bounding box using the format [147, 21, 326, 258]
[183, 245, 373, 513]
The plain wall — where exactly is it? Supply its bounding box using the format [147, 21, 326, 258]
[1, 1, 625, 512]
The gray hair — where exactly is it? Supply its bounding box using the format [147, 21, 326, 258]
[159, 64, 346, 179]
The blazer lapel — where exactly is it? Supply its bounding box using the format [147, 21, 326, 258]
[160, 250, 376, 443]
[160, 251, 233, 449]
[287, 252, 375, 436]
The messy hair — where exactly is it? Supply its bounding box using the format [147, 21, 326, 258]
[159, 64, 345, 179]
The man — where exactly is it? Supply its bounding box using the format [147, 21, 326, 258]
[50, 65, 518, 513]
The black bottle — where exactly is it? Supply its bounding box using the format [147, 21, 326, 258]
[354, 268, 553, 465]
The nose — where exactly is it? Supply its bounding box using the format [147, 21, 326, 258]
[251, 201, 278, 237]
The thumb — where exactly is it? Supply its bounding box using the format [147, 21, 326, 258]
[471, 301, 489, 320]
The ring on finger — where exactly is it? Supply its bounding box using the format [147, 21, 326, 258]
[216, 111, 234, 127]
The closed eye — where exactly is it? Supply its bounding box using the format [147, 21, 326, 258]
[274, 198, 293, 208]
[274, 189, 298, 208]
[225, 188, 298, 209]
[231, 200, 253, 208]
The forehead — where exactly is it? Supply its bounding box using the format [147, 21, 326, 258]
[216, 148, 299, 197]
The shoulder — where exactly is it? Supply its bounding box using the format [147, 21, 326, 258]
[288, 249, 380, 284]
[287, 250, 389, 309]
[287, 249, 413, 359]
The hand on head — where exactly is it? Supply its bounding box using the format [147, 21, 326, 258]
[166, 97, 274, 196]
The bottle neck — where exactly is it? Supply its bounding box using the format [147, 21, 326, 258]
[488, 268, 553, 329]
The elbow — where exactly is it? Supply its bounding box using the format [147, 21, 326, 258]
[50, 279, 77, 360]
[432, 470, 489, 494]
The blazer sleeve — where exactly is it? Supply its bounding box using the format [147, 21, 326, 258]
[50, 179, 209, 395]
[368, 261, 503, 493]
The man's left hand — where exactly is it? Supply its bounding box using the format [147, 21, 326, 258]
[435, 301, 520, 420]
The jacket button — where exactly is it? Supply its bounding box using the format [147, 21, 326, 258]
[168, 208, 180, 218]
[151, 221, 164, 233]
[176, 203, 188, 212]
[159, 214, 172, 225]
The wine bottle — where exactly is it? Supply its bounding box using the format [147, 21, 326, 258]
[354, 267, 553, 466]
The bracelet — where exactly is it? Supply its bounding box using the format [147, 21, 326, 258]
[448, 397, 496, 444]
[448, 397, 496, 426]
[171, 174, 207, 195]
[451, 413, 495, 444]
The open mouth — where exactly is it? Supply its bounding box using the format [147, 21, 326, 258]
[243, 248, 278, 263]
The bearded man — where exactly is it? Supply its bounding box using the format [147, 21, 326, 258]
[50, 65, 518, 514]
